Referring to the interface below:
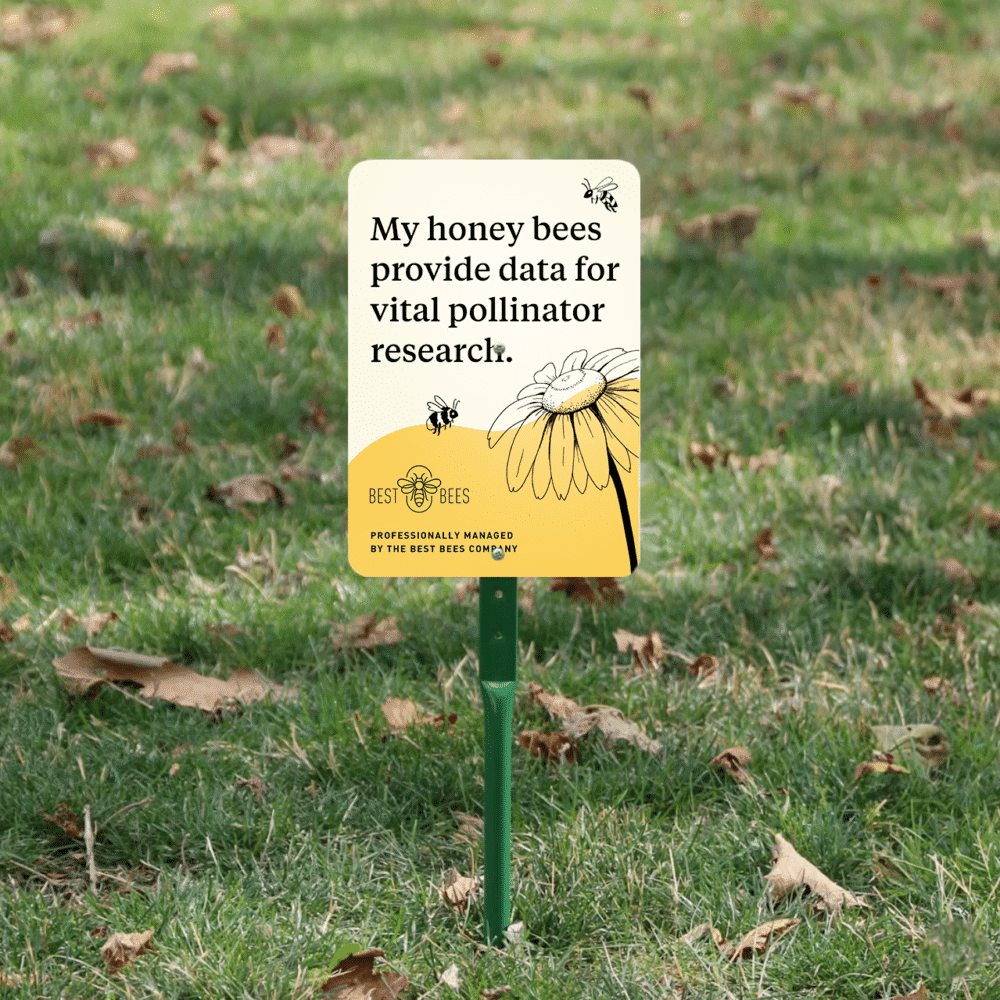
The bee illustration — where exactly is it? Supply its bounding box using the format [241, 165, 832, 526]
[582, 176, 618, 213]
[426, 395, 459, 435]
[397, 466, 441, 512]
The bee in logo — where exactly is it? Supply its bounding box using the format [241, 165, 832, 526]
[581, 176, 618, 213]
[397, 465, 441, 512]
[426, 395, 459, 435]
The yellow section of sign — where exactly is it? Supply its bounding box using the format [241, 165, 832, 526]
[349, 415, 638, 578]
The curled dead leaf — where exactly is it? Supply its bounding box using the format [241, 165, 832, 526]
[518, 730, 577, 764]
[753, 526, 779, 561]
[675, 206, 759, 251]
[442, 869, 478, 913]
[41, 802, 83, 838]
[199, 138, 227, 170]
[613, 628, 665, 673]
[75, 408, 128, 427]
[853, 750, 909, 780]
[141, 51, 199, 83]
[84, 137, 139, 170]
[269, 284, 310, 317]
[205, 474, 291, 511]
[626, 85, 654, 112]
[937, 556, 972, 588]
[0, 435, 41, 470]
[963, 503, 1000, 534]
[549, 577, 624, 605]
[765, 832, 864, 913]
[563, 704, 663, 756]
[710, 746, 753, 783]
[101, 929, 155, 973]
[893, 984, 929, 1000]
[331, 613, 402, 650]
[199, 105, 226, 128]
[320, 948, 408, 999]
[528, 681, 581, 721]
[872, 724, 951, 769]
[54, 645, 291, 712]
[727, 917, 800, 962]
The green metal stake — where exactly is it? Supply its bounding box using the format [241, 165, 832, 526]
[478, 575, 517, 947]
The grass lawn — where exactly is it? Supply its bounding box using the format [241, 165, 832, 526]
[2, 0, 1000, 997]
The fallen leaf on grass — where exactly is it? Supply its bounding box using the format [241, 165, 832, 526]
[84, 137, 139, 170]
[922, 675, 961, 706]
[269, 284, 310, 317]
[101, 929, 155, 973]
[765, 832, 864, 913]
[753, 526, 779, 561]
[141, 51, 199, 83]
[0, 436, 41, 470]
[105, 184, 158, 208]
[973, 452, 997, 472]
[613, 628, 665, 673]
[517, 730, 577, 764]
[300, 399, 331, 433]
[265, 323, 286, 352]
[727, 917, 800, 962]
[54, 646, 290, 712]
[61, 609, 118, 638]
[320, 948, 408, 999]
[454, 812, 483, 845]
[710, 746, 753, 784]
[528, 682, 663, 755]
[549, 577, 624, 605]
[58, 310, 102, 331]
[0, 622, 14, 643]
[1, 5, 75, 49]
[853, 750, 909, 780]
[937, 556, 973, 588]
[893, 984, 929, 1000]
[872, 724, 950, 769]
[679, 922, 727, 949]
[199, 137, 227, 170]
[442, 869, 478, 913]
[331, 614, 402, 650]
[440, 964, 461, 991]
[963, 503, 1000, 534]
[688, 653, 720, 682]
[381, 697, 456, 733]
[41, 802, 83, 838]
[902, 270, 976, 309]
[675, 206, 759, 251]
[205, 474, 291, 511]
[199, 105, 226, 128]
[626, 85, 654, 112]
[75, 408, 128, 427]
[912, 377, 996, 419]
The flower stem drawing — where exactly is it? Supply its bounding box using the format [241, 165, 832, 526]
[487, 347, 639, 571]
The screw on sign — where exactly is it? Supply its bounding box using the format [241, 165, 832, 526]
[348, 160, 639, 945]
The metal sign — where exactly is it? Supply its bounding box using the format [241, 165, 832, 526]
[348, 160, 640, 578]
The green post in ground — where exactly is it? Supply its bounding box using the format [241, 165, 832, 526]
[478, 576, 517, 946]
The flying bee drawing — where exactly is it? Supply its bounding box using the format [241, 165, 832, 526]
[397, 465, 441, 512]
[581, 176, 618, 213]
[426, 395, 459, 435]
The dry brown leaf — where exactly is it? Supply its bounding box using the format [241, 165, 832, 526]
[199, 138, 227, 171]
[442, 869, 478, 913]
[91, 216, 134, 245]
[101, 929, 155, 973]
[563, 704, 664, 756]
[269, 284, 310, 317]
[613, 628, 665, 673]
[727, 917, 800, 962]
[1, 5, 76, 49]
[710, 746, 753, 783]
[0, 622, 14, 643]
[893, 984, 929, 1000]
[973, 451, 997, 472]
[41, 802, 83, 838]
[199, 105, 226, 129]
[320, 948, 408, 999]
[676, 206, 759, 251]
[872, 724, 951, 769]
[765, 832, 864, 913]
[903, 269, 974, 308]
[528, 681, 580, 720]
[54, 645, 290, 712]
[548, 577, 624, 605]
[753, 526, 779, 561]
[58, 310, 102, 330]
[517, 730, 577, 764]
[265, 323, 286, 352]
[0, 435, 41, 470]
[300, 399, 330, 432]
[62, 609, 118, 638]
[105, 184, 157, 208]
[773, 81, 819, 107]
[626, 85, 654, 112]
[205, 474, 291, 511]
[938, 556, 973, 588]
[688, 653, 720, 681]
[481, 50, 504, 68]
[964, 503, 1000, 534]
[141, 51, 199, 83]
[75, 408, 128, 427]
[251, 135, 305, 161]
[85, 137, 139, 170]
[381, 697, 435, 733]
[331, 613, 403, 651]
[853, 750, 910, 780]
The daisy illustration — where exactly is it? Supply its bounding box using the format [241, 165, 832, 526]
[487, 346, 639, 571]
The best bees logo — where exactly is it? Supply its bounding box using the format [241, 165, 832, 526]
[396, 465, 441, 513]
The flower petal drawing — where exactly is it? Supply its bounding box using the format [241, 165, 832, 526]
[487, 346, 640, 569]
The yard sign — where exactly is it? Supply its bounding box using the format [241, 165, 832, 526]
[348, 160, 640, 945]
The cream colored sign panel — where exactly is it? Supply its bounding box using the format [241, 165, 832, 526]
[348, 160, 639, 577]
